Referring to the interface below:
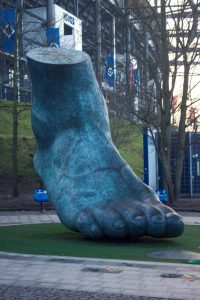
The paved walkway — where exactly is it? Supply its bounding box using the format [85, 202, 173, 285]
[0, 211, 60, 227]
[0, 211, 200, 300]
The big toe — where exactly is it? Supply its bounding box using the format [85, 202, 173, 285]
[164, 212, 184, 237]
[140, 205, 166, 237]
[157, 204, 184, 237]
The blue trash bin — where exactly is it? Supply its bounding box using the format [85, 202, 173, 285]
[155, 188, 168, 203]
[34, 188, 48, 211]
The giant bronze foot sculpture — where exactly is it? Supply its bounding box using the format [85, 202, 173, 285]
[27, 48, 184, 240]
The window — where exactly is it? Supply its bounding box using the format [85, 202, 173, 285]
[64, 23, 73, 36]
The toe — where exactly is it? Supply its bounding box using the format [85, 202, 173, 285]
[139, 205, 166, 237]
[93, 205, 128, 238]
[163, 212, 184, 237]
[109, 201, 146, 237]
[76, 209, 104, 239]
[157, 204, 184, 237]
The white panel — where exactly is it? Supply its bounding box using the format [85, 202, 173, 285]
[148, 130, 157, 190]
[55, 4, 82, 50]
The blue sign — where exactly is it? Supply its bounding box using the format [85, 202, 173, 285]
[64, 13, 75, 25]
[134, 68, 139, 95]
[105, 55, 114, 87]
[143, 127, 149, 185]
[0, 7, 16, 53]
[46, 28, 60, 47]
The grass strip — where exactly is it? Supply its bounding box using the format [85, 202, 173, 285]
[0, 224, 199, 263]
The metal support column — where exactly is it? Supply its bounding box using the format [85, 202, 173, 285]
[113, 16, 116, 89]
[95, 0, 102, 85]
[47, 0, 55, 28]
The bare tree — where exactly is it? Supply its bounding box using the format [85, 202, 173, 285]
[0, 0, 45, 196]
[113, 0, 200, 203]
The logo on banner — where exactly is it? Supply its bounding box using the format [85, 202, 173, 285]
[108, 67, 113, 77]
[50, 42, 59, 47]
[3, 24, 15, 38]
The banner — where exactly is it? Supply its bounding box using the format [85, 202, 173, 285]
[46, 28, 60, 47]
[128, 61, 134, 95]
[105, 55, 114, 87]
[134, 68, 140, 95]
[0, 7, 16, 53]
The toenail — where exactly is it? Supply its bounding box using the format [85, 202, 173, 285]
[134, 215, 145, 222]
[151, 215, 165, 224]
[91, 224, 98, 232]
[113, 219, 125, 229]
[77, 212, 91, 224]
[166, 214, 183, 224]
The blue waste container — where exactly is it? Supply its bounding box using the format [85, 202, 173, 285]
[155, 189, 168, 203]
[34, 188, 48, 202]
[34, 188, 48, 212]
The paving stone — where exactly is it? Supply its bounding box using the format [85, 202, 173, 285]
[28, 215, 41, 223]
[48, 214, 60, 223]
[0, 216, 9, 224]
[0, 284, 173, 300]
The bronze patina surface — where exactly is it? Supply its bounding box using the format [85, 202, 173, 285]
[27, 48, 184, 240]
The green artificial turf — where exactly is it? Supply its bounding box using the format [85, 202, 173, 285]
[0, 224, 199, 263]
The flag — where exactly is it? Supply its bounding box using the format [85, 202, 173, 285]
[105, 55, 114, 87]
[134, 68, 139, 95]
[0, 7, 16, 53]
[128, 61, 134, 95]
[172, 95, 179, 112]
